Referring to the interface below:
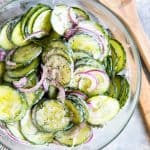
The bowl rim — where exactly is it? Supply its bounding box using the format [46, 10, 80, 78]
[0, 0, 142, 149]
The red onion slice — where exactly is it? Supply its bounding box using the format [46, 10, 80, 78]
[0, 49, 6, 61]
[6, 50, 17, 66]
[13, 77, 27, 88]
[43, 79, 49, 92]
[86, 69, 110, 91]
[76, 72, 98, 92]
[18, 65, 47, 93]
[49, 80, 66, 102]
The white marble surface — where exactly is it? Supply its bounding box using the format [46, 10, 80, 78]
[104, 0, 150, 149]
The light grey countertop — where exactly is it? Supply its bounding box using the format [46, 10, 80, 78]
[105, 0, 150, 149]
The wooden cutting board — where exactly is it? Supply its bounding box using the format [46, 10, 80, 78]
[99, 0, 150, 133]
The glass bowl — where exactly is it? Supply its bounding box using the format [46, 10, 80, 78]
[0, 0, 141, 149]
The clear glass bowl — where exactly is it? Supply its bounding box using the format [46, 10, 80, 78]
[0, 0, 141, 149]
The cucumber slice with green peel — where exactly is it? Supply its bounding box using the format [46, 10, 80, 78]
[0, 22, 15, 50]
[65, 99, 84, 124]
[23, 72, 38, 88]
[7, 58, 39, 78]
[73, 51, 90, 62]
[0, 61, 5, 83]
[26, 6, 49, 35]
[71, 7, 90, 22]
[0, 86, 27, 123]
[42, 48, 73, 65]
[87, 95, 120, 125]
[109, 39, 126, 73]
[45, 40, 68, 51]
[21, 4, 47, 38]
[48, 85, 58, 99]
[3, 72, 19, 83]
[20, 110, 54, 145]
[75, 57, 104, 69]
[12, 44, 42, 65]
[32, 9, 51, 38]
[33, 100, 71, 132]
[78, 70, 110, 96]
[7, 122, 25, 140]
[45, 55, 73, 85]
[55, 123, 92, 146]
[11, 21, 30, 46]
[67, 94, 89, 121]
[24, 88, 45, 107]
[51, 5, 72, 35]
[69, 34, 101, 59]
[49, 30, 61, 40]
[107, 75, 130, 107]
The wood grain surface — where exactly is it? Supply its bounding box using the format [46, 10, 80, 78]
[99, 0, 150, 134]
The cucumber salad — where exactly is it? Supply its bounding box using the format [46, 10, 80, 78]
[0, 3, 130, 147]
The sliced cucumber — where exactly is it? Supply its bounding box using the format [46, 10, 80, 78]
[87, 95, 120, 125]
[0, 61, 5, 83]
[11, 20, 29, 46]
[65, 99, 84, 124]
[51, 5, 72, 35]
[0, 22, 15, 50]
[107, 75, 130, 107]
[48, 85, 58, 99]
[24, 88, 45, 107]
[67, 94, 89, 121]
[45, 40, 67, 51]
[78, 70, 110, 96]
[23, 72, 38, 88]
[32, 9, 51, 38]
[73, 51, 90, 62]
[69, 34, 101, 59]
[55, 123, 92, 146]
[3, 72, 19, 83]
[33, 100, 71, 132]
[7, 58, 39, 78]
[7, 122, 25, 140]
[20, 110, 54, 145]
[109, 39, 126, 73]
[45, 55, 73, 85]
[21, 4, 47, 38]
[42, 48, 72, 65]
[75, 57, 103, 69]
[0, 86, 27, 122]
[26, 6, 49, 35]
[71, 7, 89, 21]
[49, 30, 61, 40]
[12, 44, 42, 65]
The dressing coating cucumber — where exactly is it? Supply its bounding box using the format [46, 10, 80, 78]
[12, 44, 42, 65]
[7, 58, 39, 78]
[33, 100, 71, 132]
[24, 88, 45, 107]
[51, 5, 72, 35]
[7, 122, 25, 140]
[0, 22, 15, 50]
[55, 123, 92, 146]
[45, 55, 73, 85]
[87, 95, 120, 125]
[109, 39, 126, 73]
[20, 110, 54, 144]
[69, 34, 101, 59]
[0, 86, 27, 123]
